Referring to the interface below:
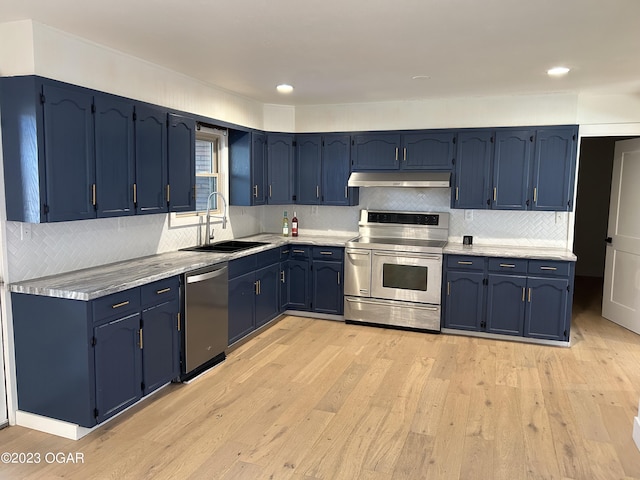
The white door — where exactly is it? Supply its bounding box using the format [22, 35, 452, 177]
[602, 138, 640, 333]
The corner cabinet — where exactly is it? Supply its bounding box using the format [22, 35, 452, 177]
[296, 134, 358, 206]
[443, 254, 574, 343]
[452, 125, 578, 211]
[12, 276, 180, 427]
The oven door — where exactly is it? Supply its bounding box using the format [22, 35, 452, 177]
[370, 250, 442, 304]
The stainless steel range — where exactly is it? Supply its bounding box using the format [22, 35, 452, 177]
[344, 210, 449, 332]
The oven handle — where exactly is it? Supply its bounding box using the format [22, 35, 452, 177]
[345, 297, 439, 311]
[346, 249, 371, 256]
[373, 252, 441, 261]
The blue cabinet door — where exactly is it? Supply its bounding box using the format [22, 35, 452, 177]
[228, 272, 256, 345]
[486, 274, 526, 336]
[280, 260, 290, 311]
[492, 129, 534, 210]
[453, 130, 493, 209]
[444, 271, 485, 331]
[296, 134, 322, 205]
[252, 132, 267, 205]
[167, 114, 196, 212]
[351, 133, 401, 170]
[141, 300, 179, 395]
[94, 95, 135, 218]
[402, 132, 455, 171]
[255, 263, 280, 328]
[312, 261, 343, 314]
[323, 134, 357, 206]
[267, 134, 294, 204]
[42, 82, 96, 222]
[288, 259, 311, 310]
[135, 105, 168, 214]
[524, 277, 569, 341]
[531, 127, 578, 211]
[94, 312, 142, 423]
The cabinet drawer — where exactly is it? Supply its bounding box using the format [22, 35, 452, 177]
[257, 247, 280, 268]
[528, 260, 571, 277]
[289, 245, 310, 259]
[488, 258, 528, 274]
[279, 245, 292, 259]
[141, 276, 179, 307]
[93, 288, 141, 322]
[312, 246, 344, 260]
[446, 255, 484, 270]
[228, 254, 258, 279]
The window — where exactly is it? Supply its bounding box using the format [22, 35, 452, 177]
[171, 124, 228, 226]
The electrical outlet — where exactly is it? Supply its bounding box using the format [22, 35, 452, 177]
[555, 212, 564, 224]
[311, 205, 318, 215]
[464, 210, 473, 221]
[20, 223, 32, 241]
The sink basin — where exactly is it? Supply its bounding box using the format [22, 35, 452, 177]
[180, 240, 269, 253]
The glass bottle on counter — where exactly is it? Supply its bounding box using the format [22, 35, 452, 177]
[282, 211, 289, 237]
[291, 211, 298, 237]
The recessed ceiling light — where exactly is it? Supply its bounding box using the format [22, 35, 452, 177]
[547, 66, 570, 76]
[276, 84, 294, 94]
[412, 75, 431, 80]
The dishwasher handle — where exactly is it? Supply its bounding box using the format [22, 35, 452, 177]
[186, 265, 228, 284]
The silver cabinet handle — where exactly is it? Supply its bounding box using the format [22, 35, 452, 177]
[156, 287, 171, 295]
[280, 270, 285, 283]
[112, 301, 130, 309]
[292, 249, 306, 254]
[319, 251, 333, 255]
[337, 272, 340, 285]
[457, 261, 473, 265]
[403, 147, 407, 162]
[499, 264, 516, 268]
[316, 185, 320, 198]
[345, 186, 348, 198]
[395, 147, 399, 161]
[253, 185, 258, 197]
[539, 266, 557, 271]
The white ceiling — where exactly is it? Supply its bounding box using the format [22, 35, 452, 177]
[1, 0, 639, 106]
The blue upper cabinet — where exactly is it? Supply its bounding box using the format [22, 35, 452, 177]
[531, 127, 578, 211]
[296, 134, 322, 204]
[94, 95, 135, 218]
[1, 76, 98, 222]
[167, 114, 196, 212]
[134, 104, 168, 214]
[322, 134, 358, 206]
[491, 129, 534, 210]
[351, 131, 455, 171]
[453, 130, 493, 209]
[452, 125, 578, 211]
[267, 133, 294, 204]
[296, 133, 358, 206]
[228, 130, 267, 206]
[401, 131, 456, 170]
[351, 133, 401, 170]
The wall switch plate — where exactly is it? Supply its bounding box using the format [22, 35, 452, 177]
[465, 210, 473, 221]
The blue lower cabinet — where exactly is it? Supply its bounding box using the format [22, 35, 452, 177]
[524, 277, 570, 340]
[279, 260, 290, 310]
[228, 250, 281, 345]
[141, 300, 180, 395]
[312, 261, 343, 314]
[94, 313, 143, 423]
[12, 277, 181, 428]
[288, 259, 312, 310]
[486, 274, 526, 336]
[443, 254, 573, 342]
[255, 263, 280, 328]
[228, 271, 257, 345]
[443, 271, 485, 331]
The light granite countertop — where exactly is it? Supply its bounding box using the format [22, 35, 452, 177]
[9, 233, 356, 301]
[444, 243, 577, 261]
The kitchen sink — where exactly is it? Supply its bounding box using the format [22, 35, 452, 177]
[180, 240, 269, 253]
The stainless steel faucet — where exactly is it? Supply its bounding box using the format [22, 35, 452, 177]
[204, 191, 228, 245]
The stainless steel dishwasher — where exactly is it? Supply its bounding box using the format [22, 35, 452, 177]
[182, 262, 228, 380]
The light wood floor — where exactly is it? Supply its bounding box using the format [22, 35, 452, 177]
[1, 277, 640, 480]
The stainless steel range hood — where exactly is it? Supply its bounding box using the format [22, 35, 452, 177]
[347, 171, 450, 188]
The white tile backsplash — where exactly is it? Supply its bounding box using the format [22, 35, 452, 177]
[5, 187, 570, 282]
